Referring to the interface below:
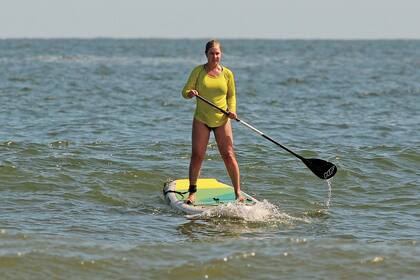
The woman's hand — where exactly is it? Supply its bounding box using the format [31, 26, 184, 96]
[187, 90, 199, 98]
[228, 111, 237, 120]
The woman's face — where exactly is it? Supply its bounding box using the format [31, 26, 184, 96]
[206, 45, 222, 65]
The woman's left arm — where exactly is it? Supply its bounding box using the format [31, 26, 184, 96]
[226, 70, 237, 119]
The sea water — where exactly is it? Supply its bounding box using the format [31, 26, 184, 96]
[1, 39, 419, 279]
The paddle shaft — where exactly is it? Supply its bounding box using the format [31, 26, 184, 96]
[195, 94, 304, 160]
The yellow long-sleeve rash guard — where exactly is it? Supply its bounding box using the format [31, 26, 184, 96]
[182, 65, 236, 128]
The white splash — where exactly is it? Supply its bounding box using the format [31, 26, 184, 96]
[325, 178, 333, 208]
[188, 200, 309, 224]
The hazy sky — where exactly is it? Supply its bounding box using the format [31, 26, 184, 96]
[1, 0, 419, 39]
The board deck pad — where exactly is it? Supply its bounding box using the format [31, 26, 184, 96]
[174, 178, 254, 206]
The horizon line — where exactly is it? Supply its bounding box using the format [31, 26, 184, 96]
[1, 36, 420, 41]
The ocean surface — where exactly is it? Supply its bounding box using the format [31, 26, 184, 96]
[0, 39, 419, 279]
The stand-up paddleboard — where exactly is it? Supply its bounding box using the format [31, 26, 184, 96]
[163, 178, 258, 215]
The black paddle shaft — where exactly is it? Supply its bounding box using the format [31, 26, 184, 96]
[195, 94, 337, 180]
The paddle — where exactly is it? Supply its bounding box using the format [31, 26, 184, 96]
[195, 94, 337, 180]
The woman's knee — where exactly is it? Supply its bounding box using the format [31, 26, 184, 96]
[220, 149, 236, 163]
[191, 151, 206, 163]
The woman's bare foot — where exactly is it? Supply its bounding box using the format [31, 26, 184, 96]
[185, 184, 197, 205]
[235, 193, 246, 203]
[185, 193, 196, 205]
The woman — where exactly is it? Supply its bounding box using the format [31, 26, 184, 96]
[182, 40, 243, 204]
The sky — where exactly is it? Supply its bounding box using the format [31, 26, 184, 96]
[1, 0, 420, 39]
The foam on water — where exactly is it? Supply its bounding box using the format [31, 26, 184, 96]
[187, 200, 310, 224]
[325, 178, 333, 208]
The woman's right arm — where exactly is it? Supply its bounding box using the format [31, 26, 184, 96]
[182, 66, 201, 99]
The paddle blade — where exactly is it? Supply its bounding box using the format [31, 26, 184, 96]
[301, 158, 337, 180]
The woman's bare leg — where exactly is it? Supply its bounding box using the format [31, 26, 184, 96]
[187, 119, 210, 202]
[214, 120, 243, 200]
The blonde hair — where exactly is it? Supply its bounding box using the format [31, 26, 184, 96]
[205, 40, 222, 54]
